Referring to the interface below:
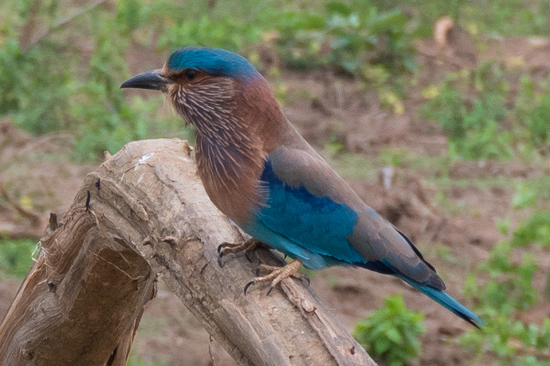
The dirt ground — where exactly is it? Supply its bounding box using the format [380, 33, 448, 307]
[1, 35, 550, 366]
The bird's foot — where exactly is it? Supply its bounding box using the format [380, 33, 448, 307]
[217, 238, 263, 267]
[244, 259, 307, 295]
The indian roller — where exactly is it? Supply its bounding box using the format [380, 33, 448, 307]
[121, 46, 484, 328]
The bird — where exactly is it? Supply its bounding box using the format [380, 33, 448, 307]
[121, 46, 484, 328]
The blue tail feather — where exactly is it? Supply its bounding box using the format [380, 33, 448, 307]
[405, 279, 485, 328]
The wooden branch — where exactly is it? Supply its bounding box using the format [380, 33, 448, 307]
[0, 139, 377, 366]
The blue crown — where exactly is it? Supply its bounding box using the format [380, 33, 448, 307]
[167, 46, 258, 80]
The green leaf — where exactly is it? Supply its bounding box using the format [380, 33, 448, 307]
[353, 294, 425, 365]
[386, 328, 403, 344]
[326, 1, 352, 16]
[367, 10, 407, 35]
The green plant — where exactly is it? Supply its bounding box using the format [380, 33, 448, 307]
[509, 179, 550, 298]
[0, 0, 417, 161]
[460, 234, 549, 364]
[465, 241, 538, 314]
[422, 81, 467, 140]
[422, 63, 519, 160]
[0, 0, 194, 161]
[0, 38, 72, 135]
[511, 211, 550, 248]
[0, 238, 37, 278]
[514, 74, 550, 153]
[270, 2, 416, 77]
[370, 0, 550, 37]
[460, 316, 550, 365]
[354, 294, 425, 366]
[512, 183, 539, 210]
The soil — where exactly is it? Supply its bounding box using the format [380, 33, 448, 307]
[1, 35, 550, 366]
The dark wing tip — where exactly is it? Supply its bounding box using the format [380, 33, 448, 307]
[395, 227, 438, 272]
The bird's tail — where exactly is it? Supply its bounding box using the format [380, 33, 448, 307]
[405, 280, 485, 328]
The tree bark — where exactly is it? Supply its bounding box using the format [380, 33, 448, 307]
[0, 139, 377, 366]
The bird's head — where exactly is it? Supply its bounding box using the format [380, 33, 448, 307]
[121, 46, 278, 136]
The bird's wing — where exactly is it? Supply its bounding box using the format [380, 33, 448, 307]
[256, 146, 444, 290]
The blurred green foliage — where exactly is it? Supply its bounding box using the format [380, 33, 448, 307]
[512, 211, 550, 248]
[2, 0, 550, 161]
[423, 62, 550, 160]
[0, 38, 70, 134]
[510, 180, 550, 300]
[461, 199, 550, 364]
[354, 294, 425, 366]
[422, 63, 508, 160]
[370, 0, 550, 37]
[0, 0, 187, 160]
[460, 316, 550, 365]
[0, 238, 37, 278]
[455, 155, 550, 362]
[466, 241, 538, 314]
[0, 0, 415, 160]
[268, 2, 416, 76]
[515, 74, 550, 154]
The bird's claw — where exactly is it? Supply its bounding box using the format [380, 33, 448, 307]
[243, 279, 277, 296]
[217, 238, 262, 267]
[243, 259, 303, 296]
[217, 251, 224, 267]
[244, 279, 255, 295]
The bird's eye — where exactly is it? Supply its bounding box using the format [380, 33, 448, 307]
[185, 69, 199, 81]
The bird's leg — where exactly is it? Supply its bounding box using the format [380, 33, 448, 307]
[244, 259, 305, 295]
[217, 238, 263, 267]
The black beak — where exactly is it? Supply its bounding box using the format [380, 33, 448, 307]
[121, 69, 172, 91]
